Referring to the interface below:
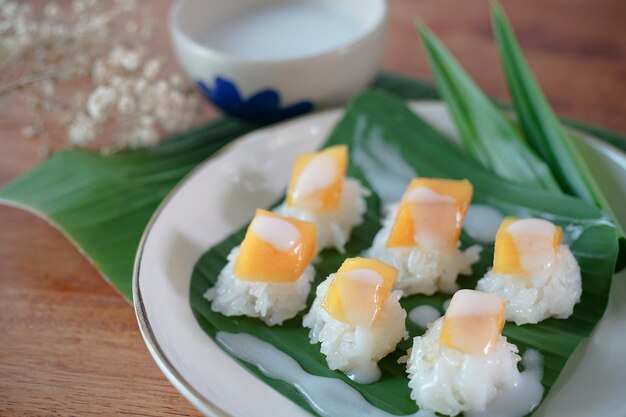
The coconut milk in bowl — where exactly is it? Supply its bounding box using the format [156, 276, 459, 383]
[170, 0, 387, 123]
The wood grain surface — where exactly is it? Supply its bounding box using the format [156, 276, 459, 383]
[1, 0, 624, 415]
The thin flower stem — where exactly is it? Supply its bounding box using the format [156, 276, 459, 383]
[0, 68, 78, 98]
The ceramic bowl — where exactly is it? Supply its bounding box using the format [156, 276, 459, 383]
[169, 0, 387, 123]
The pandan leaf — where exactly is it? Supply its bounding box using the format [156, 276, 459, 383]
[417, 23, 561, 193]
[490, 0, 625, 241]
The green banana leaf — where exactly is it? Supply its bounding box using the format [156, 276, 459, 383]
[190, 90, 618, 416]
[490, 1, 625, 240]
[417, 24, 562, 193]
[0, 118, 253, 298]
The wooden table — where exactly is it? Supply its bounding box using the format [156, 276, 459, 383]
[1, 0, 624, 415]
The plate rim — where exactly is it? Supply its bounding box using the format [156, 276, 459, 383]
[132, 99, 626, 417]
[131, 104, 348, 417]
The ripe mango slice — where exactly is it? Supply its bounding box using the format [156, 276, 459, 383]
[386, 178, 473, 250]
[286, 145, 348, 211]
[322, 257, 398, 327]
[439, 289, 506, 355]
[493, 217, 562, 277]
[233, 209, 317, 283]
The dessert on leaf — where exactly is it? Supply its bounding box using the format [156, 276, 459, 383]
[303, 257, 407, 384]
[275, 144, 369, 252]
[367, 178, 481, 296]
[205, 209, 317, 326]
[406, 289, 542, 416]
[477, 217, 581, 324]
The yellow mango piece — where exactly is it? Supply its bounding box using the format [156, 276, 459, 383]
[439, 289, 506, 355]
[321, 258, 398, 327]
[492, 217, 563, 275]
[233, 209, 317, 283]
[493, 217, 524, 275]
[386, 178, 473, 250]
[286, 144, 348, 211]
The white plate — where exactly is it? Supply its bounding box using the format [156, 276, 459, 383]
[133, 101, 626, 417]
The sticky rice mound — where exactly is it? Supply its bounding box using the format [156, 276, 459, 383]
[366, 204, 481, 296]
[406, 318, 520, 416]
[205, 247, 314, 326]
[303, 277, 407, 383]
[275, 178, 369, 253]
[476, 245, 581, 325]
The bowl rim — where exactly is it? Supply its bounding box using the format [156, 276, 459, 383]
[169, 0, 388, 65]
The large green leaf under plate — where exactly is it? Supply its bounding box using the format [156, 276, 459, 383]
[0, 118, 253, 299]
[190, 90, 618, 416]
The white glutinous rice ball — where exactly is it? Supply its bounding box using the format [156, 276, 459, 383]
[276, 144, 369, 253]
[476, 217, 582, 325]
[275, 177, 369, 253]
[303, 273, 407, 383]
[477, 245, 581, 325]
[205, 247, 315, 326]
[366, 203, 481, 296]
[406, 317, 522, 417]
[406, 289, 545, 416]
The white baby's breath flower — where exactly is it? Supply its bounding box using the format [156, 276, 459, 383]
[117, 0, 139, 13]
[120, 49, 141, 71]
[133, 77, 147, 94]
[117, 95, 135, 113]
[20, 125, 36, 138]
[1, 0, 200, 151]
[140, 115, 154, 127]
[2, 2, 17, 18]
[87, 85, 117, 121]
[44, 2, 60, 18]
[155, 79, 167, 94]
[110, 75, 124, 88]
[127, 125, 158, 148]
[168, 73, 184, 88]
[68, 112, 97, 145]
[142, 58, 161, 80]
[71, 0, 86, 14]
[109, 46, 125, 63]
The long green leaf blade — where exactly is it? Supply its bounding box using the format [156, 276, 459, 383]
[417, 23, 561, 193]
[490, 1, 625, 239]
[372, 73, 626, 154]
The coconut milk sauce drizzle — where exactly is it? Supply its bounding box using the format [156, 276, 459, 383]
[217, 331, 435, 417]
[408, 305, 441, 328]
[463, 204, 505, 243]
[250, 215, 301, 252]
[217, 331, 542, 417]
[292, 153, 338, 204]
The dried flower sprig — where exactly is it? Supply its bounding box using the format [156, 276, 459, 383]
[0, 0, 201, 153]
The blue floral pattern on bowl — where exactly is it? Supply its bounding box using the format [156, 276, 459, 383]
[197, 77, 314, 124]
